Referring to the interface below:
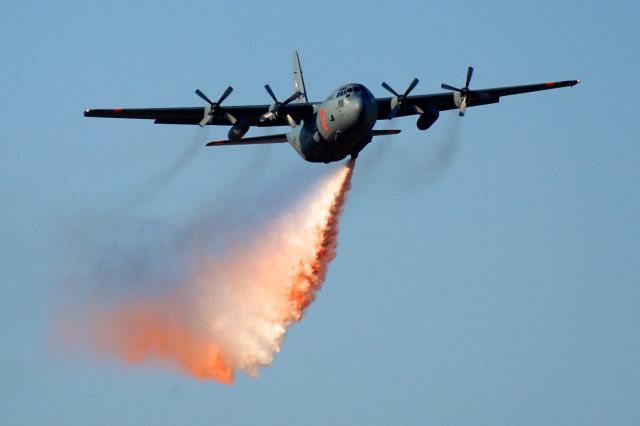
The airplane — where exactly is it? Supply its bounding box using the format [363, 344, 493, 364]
[84, 51, 579, 164]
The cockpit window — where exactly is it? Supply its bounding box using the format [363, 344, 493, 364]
[336, 85, 363, 98]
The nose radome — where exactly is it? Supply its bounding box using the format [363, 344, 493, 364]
[351, 95, 363, 116]
[355, 86, 377, 125]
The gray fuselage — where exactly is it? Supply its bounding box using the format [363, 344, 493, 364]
[287, 83, 378, 163]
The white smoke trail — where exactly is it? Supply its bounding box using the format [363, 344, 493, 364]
[125, 128, 207, 209]
[399, 115, 461, 190]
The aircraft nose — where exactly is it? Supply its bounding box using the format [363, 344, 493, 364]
[355, 86, 377, 126]
[348, 91, 367, 117]
[350, 95, 363, 116]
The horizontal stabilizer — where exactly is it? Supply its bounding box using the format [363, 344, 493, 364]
[372, 129, 401, 137]
[206, 133, 288, 146]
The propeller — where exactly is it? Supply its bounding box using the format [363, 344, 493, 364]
[259, 84, 302, 126]
[195, 86, 236, 126]
[381, 78, 423, 119]
[441, 67, 477, 116]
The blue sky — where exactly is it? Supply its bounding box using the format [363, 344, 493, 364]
[1, 0, 638, 424]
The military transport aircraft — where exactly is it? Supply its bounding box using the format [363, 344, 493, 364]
[84, 51, 579, 163]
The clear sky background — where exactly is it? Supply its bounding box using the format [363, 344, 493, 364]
[1, 0, 638, 424]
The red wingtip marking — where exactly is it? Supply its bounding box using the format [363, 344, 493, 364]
[113, 108, 123, 113]
[545, 82, 555, 87]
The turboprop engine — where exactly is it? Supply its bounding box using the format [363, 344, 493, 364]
[416, 106, 440, 130]
[228, 119, 250, 140]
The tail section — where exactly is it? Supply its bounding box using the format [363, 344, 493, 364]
[292, 50, 308, 103]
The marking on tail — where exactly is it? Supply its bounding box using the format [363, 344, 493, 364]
[292, 50, 308, 103]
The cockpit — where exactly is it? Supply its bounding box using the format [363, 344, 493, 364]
[336, 85, 361, 97]
[327, 84, 362, 101]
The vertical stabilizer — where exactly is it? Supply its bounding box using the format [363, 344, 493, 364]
[292, 50, 308, 103]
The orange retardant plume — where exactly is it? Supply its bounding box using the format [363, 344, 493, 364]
[62, 160, 355, 384]
[90, 300, 235, 383]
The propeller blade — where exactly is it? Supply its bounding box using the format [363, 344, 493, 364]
[259, 112, 274, 123]
[441, 83, 461, 92]
[459, 98, 467, 117]
[216, 86, 233, 105]
[383, 79, 420, 119]
[465, 67, 474, 89]
[195, 89, 214, 105]
[264, 84, 278, 103]
[282, 91, 302, 105]
[381, 82, 399, 96]
[411, 104, 425, 115]
[387, 105, 400, 120]
[199, 104, 212, 127]
[224, 112, 237, 125]
[404, 78, 419, 96]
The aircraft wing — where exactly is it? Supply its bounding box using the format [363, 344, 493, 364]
[84, 103, 316, 127]
[376, 80, 580, 119]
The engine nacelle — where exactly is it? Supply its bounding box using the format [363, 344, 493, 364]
[416, 107, 440, 130]
[228, 119, 250, 140]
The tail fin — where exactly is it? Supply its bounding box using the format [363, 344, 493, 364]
[292, 50, 308, 103]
